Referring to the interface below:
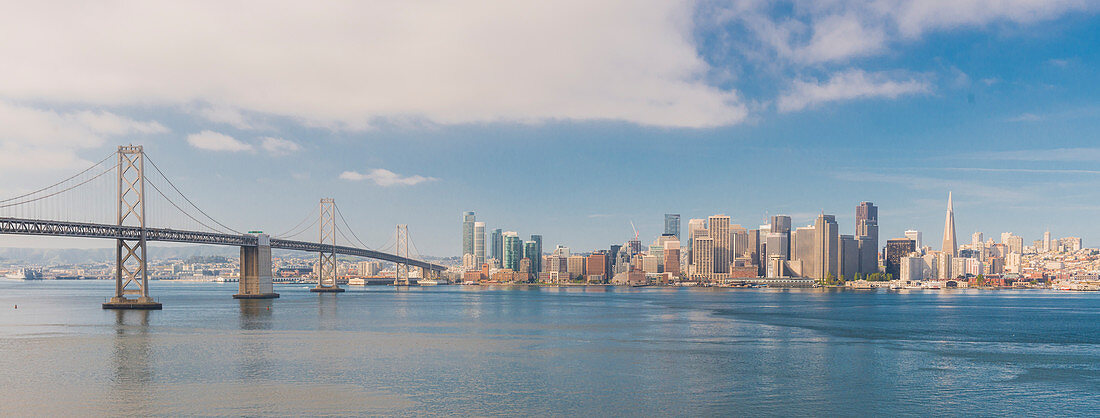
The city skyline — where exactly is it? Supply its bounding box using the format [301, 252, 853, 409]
[1, 3, 1099, 256]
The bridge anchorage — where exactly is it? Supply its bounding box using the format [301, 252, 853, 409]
[311, 198, 344, 293]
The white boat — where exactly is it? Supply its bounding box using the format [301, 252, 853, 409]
[5, 268, 43, 280]
[418, 279, 447, 286]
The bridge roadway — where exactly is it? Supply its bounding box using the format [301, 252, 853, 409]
[0, 217, 444, 272]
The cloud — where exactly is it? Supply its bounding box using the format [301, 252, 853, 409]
[339, 169, 437, 187]
[975, 148, 1100, 162]
[793, 13, 887, 63]
[778, 69, 930, 112]
[0, 101, 166, 172]
[186, 130, 252, 152]
[0, 1, 747, 129]
[1007, 113, 1042, 122]
[260, 137, 300, 156]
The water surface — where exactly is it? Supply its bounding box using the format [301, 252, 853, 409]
[1, 281, 1097, 416]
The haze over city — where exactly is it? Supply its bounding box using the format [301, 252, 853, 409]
[2, 2, 1099, 256]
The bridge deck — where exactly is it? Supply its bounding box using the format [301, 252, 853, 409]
[0, 217, 444, 271]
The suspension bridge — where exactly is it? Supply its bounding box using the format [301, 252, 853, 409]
[0, 145, 442, 309]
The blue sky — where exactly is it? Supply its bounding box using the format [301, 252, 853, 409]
[1, 1, 1099, 256]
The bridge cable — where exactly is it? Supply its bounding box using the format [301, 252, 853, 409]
[145, 155, 242, 234]
[276, 216, 318, 240]
[0, 163, 118, 209]
[0, 152, 115, 204]
[275, 210, 314, 238]
[333, 205, 374, 250]
[144, 179, 224, 233]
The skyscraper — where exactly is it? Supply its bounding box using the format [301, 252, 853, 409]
[529, 234, 543, 274]
[971, 231, 983, 248]
[473, 222, 485, 265]
[855, 202, 879, 275]
[770, 215, 792, 260]
[692, 236, 714, 280]
[904, 230, 922, 249]
[687, 218, 706, 263]
[886, 238, 917, 278]
[462, 211, 476, 257]
[502, 231, 521, 271]
[489, 228, 503, 264]
[709, 215, 730, 275]
[523, 241, 538, 277]
[815, 214, 839, 280]
[942, 192, 957, 257]
[664, 214, 680, 239]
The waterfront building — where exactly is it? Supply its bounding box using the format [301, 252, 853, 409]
[856, 202, 879, 275]
[664, 245, 681, 277]
[709, 215, 731, 275]
[687, 218, 707, 263]
[692, 236, 714, 280]
[518, 258, 532, 282]
[586, 252, 608, 282]
[545, 255, 567, 274]
[765, 232, 789, 261]
[524, 241, 539, 275]
[839, 234, 858, 280]
[790, 226, 815, 278]
[490, 229, 503, 262]
[462, 211, 476, 257]
[664, 214, 681, 239]
[567, 255, 586, 279]
[815, 214, 839, 280]
[942, 192, 957, 257]
[885, 238, 917, 278]
[502, 231, 521, 271]
[530, 235, 543, 274]
[642, 255, 659, 273]
[473, 222, 485, 265]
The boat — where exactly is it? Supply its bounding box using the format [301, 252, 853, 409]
[5, 268, 43, 280]
[418, 279, 447, 286]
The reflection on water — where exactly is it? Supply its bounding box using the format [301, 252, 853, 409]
[0, 281, 1097, 416]
[109, 310, 152, 416]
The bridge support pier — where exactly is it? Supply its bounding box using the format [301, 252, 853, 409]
[311, 198, 344, 293]
[235, 234, 279, 299]
[103, 145, 161, 310]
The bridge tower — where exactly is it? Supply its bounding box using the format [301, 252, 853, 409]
[103, 145, 162, 309]
[311, 198, 344, 293]
[395, 224, 410, 285]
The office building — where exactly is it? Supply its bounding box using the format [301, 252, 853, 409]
[586, 252, 608, 282]
[885, 238, 917, 278]
[709, 215, 731, 275]
[524, 241, 539, 275]
[942, 192, 957, 257]
[687, 218, 706, 263]
[473, 222, 485, 265]
[567, 255, 586, 279]
[904, 230, 922, 250]
[462, 211, 476, 257]
[856, 202, 879, 275]
[490, 229, 503, 263]
[664, 214, 680, 239]
[692, 236, 714, 280]
[971, 231, 983, 248]
[529, 235, 542, 274]
[815, 214, 839, 280]
[502, 231, 521, 271]
[839, 234, 858, 279]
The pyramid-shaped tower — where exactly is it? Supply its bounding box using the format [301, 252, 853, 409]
[942, 192, 957, 257]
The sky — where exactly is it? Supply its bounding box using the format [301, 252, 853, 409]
[1, 0, 1099, 256]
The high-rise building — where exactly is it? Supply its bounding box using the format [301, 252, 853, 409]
[473, 222, 485, 265]
[1043, 230, 1052, 252]
[885, 238, 917, 278]
[687, 218, 707, 263]
[529, 235, 542, 274]
[692, 236, 714, 280]
[567, 255, 586, 279]
[709, 215, 730, 275]
[664, 244, 681, 277]
[815, 214, 839, 280]
[856, 202, 879, 275]
[490, 229, 503, 262]
[838, 235, 858, 280]
[664, 214, 681, 239]
[524, 241, 539, 276]
[791, 226, 816, 277]
[770, 215, 792, 260]
[971, 231, 983, 248]
[904, 230, 922, 249]
[586, 252, 608, 282]
[942, 192, 957, 257]
[502, 231, 521, 271]
[462, 211, 476, 257]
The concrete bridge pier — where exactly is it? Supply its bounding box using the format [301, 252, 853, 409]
[234, 234, 279, 299]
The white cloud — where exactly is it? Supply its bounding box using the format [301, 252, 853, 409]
[794, 13, 886, 63]
[340, 169, 437, 187]
[0, 100, 166, 172]
[194, 105, 255, 130]
[0, 1, 746, 129]
[778, 69, 930, 112]
[186, 130, 252, 152]
[260, 137, 300, 156]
